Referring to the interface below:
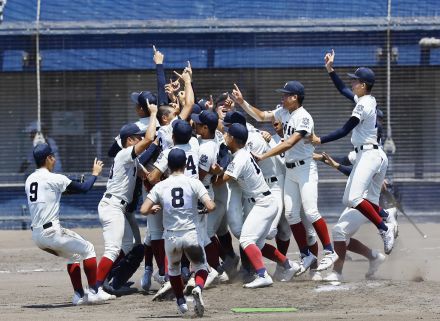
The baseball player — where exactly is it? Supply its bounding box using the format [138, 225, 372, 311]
[232, 82, 338, 274]
[191, 110, 230, 280]
[214, 123, 300, 288]
[25, 143, 110, 304]
[141, 148, 215, 317]
[270, 119, 322, 281]
[96, 104, 158, 296]
[314, 151, 390, 281]
[309, 53, 395, 254]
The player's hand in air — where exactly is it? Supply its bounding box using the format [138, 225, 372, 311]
[165, 79, 178, 103]
[146, 98, 158, 115]
[92, 158, 104, 176]
[152, 45, 164, 65]
[183, 61, 192, 81]
[174, 68, 191, 84]
[231, 83, 245, 105]
[324, 49, 335, 72]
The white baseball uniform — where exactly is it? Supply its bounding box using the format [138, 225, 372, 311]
[198, 137, 226, 239]
[246, 133, 285, 240]
[225, 148, 278, 249]
[343, 94, 383, 208]
[147, 138, 200, 241]
[99, 146, 140, 261]
[147, 174, 209, 276]
[273, 106, 322, 226]
[25, 168, 95, 263]
[333, 148, 388, 243]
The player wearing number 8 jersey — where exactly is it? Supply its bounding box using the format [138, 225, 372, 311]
[25, 143, 108, 305]
[141, 148, 215, 316]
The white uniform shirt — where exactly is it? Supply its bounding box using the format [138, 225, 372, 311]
[25, 168, 71, 227]
[245, 132, 279, 178]
[147, 174, 208, 231]
[351, 95, 378, 147]
[157, 117, 179, 151]
[225, 148, 270, 198]
[154, 137, 200, 179]
[273, 106, 314, 163]
[105, 146, 139, 203]
[198, 138, 219, 187]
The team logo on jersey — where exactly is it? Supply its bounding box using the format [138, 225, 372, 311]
[301, 117, 310, 127]
[200, 154, 208, 166]
[247, 141, 253, 150]
[227, 162, 235, 172]
[355, 105, 364, 112]
[157, 152, 164, 160]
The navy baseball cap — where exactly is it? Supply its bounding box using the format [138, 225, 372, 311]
[223, 111, 246, 126]
[224, 123, 248, 143]
[192, 104, 203, 115]
[33, 143, 54, 164]
[197, 98, 209, 110]
[130, 91, 158, 110]
[120, 123, 145, 141]
[215, 93, 230, 107]
[172, 119, 193, 143]
[191, 110, 219, 131]
[168, 148, 187, 170]
[276, 81, 305, 97]
[347, 67, 375, 85]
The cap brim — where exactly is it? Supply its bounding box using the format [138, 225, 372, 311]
[347, 73, 360, 79]
[190, 113, 203, 124]
[275, 88, 291, 93]
[130, 92, 140, 105]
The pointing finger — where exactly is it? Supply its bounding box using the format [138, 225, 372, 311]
[153, 45, 157, 53]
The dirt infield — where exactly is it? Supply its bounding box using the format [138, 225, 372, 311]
[1, 222, 440, 320]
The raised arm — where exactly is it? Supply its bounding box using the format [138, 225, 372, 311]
[325, 50, 355, 102]
[173, 63, 194, 121]
[134, 101, 158, 156]
[65, 158, 103, 193]
[153, 45, 168, 106]
[231, 84, 274, 122]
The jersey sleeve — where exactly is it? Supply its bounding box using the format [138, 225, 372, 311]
[154, 149, 169, 173]
[295, 114, 313, 134]
[272, 106, 284, 122]
[50, 174, 72, 192]
[225, 157, 242, 180]
[192, 179, 209, 199]
[147, 184, 160, 204]
[351, 103, 364, 120]
[354, 95, 359, 103]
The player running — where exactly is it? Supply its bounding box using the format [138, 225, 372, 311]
[25, 143, 107, 305]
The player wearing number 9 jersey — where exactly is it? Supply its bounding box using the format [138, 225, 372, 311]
[141, 148, 215, 316]
[25, 143, 109, 305]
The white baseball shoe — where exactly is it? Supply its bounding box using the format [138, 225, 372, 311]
[294, 253, 317, 276]
[385, 207, 399, 239]
[217, 270, 230, 283]
[140, 266, 153, 292]
[152, 281, 173, 301]
[192, 286, 205, 317]
[278, 260, 301, 282]
[380, 223, 395, 255]
[366, 250, 386, 279]
[323, 271, 343, 282]
[315, 250, 339, 271]
[204, 268, 219, 289]
[243, 271, 273, 289]
[309, 270, 323, 281]
[87, 287, 116, 303]
[72, 291, 86, 306]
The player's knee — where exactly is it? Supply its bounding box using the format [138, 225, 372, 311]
[285, 211, 301, 225]
[83, 242, 96, 259]
[307, 234, 317, 247]
[304, 209, 321, 223]
[332, 224, 348, 243]
[345, 195, 362, 208]
[168, 262, 181, 277]
[193, 263, 208, 274]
